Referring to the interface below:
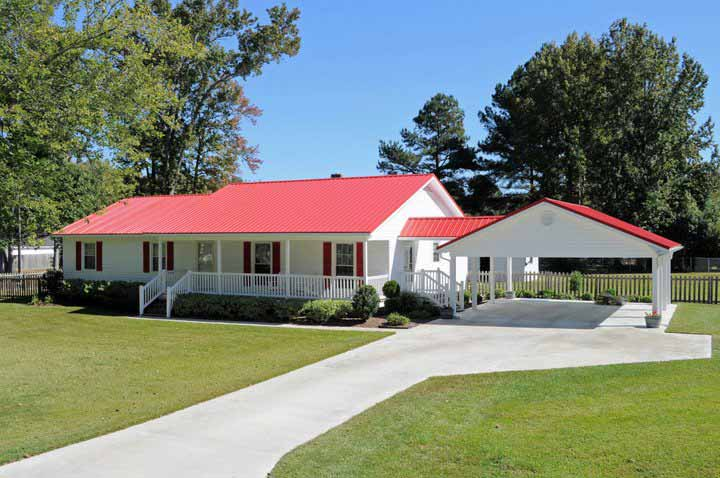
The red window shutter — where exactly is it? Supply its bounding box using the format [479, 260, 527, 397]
[142, 241, 150, 273]
[356, 242, 363, 277]
[272, 242, 281, 274]
[243, 241, 252, 273]
[322, 242, 332, 276]
[75, 241, 82, 271]
[96, 241, 103, 272]
[167, 241, 174, 271]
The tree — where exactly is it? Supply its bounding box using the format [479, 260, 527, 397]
[377, 93, 492, 209]
[0, 0, 186, 270]
[122, 0, 301, 195]
[479, 19, 720, 253]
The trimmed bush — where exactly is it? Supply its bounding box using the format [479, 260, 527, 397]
[385, 312, 410, 327]
[385, 291, 440, 318]
[173, 294, 305, 322]
[463, 290, 482, 305]
[352, 285, 380, 319]
[535, 289, 556, 299]
[298, 299, 353, 323]
[518, 290, 534, 298]
[569, 271, 584, 294]
[382, 280, 401, 299]
[53, 279, 143, 313]
[580, 292, 594, 301]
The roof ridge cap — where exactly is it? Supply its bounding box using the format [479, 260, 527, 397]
[223, 173, 434, 187]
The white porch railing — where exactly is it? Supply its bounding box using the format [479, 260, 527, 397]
[156, 271, 389, 318]
[166, 271, 192, 318]
[404, 269, 464, 310]
[138, 270, 166, 315]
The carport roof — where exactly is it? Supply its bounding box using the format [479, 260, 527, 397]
[439, 198, 682, 251]
[400, 216, 503, 239]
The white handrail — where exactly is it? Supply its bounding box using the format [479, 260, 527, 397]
[166, 271, 192, 318]
[138, 271, 166, 316]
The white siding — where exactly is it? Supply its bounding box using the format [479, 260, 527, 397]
[443, 202, 661, 258]
[63, 237, 148, 282]
[371, 183, 463, 283]
[290, 240, 322, 275]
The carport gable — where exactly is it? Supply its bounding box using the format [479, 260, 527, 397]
[438, 199, 680, 258]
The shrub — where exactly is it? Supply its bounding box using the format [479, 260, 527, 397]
[385, 312, 410, 327]
[385, 291, 440, 318]
[173, 294, 305, 322]
[382, 280, 401, 299]
[605, 288, 617, 297]
[53, 279, 143, 313]
[463, 289, 482, 305]
[594, 292, 624, 306]
[535, 289, 555, 299]
[569, 271, 584, 294]
[352, 285, 380, 318]
[580, 292, 593, 301]
[518, 290, 534, 298]
[298, 299, 353, 323]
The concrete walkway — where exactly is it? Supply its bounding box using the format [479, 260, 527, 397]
[0, 300, 711, 478]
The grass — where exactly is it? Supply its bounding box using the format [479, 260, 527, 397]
[271, 303, 719, 478]
[0, 302, 390, 465]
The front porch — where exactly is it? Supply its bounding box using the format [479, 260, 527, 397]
[138, 237, 391, 316]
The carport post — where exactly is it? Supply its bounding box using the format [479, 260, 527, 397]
[651, 255, 660, 315]
[449, 253, 457, 316]
[505, 257, 514, 299]
[471, 257, 479, 310]
[489, 257, 496, 302]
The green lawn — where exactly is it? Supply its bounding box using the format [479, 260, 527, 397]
[272, 303, 719, 478]
[0, 302, 390, 465]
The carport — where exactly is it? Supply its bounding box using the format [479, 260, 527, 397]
[439, 198, 683, 316]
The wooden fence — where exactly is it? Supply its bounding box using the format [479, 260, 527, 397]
[0, 273, 46, 299]
[471, 272, 720, 304]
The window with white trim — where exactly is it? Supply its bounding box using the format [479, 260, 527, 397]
[254, 242, 272, 274]
[152, 243, 166, 271]
[403, 245, 414, 272]
[197, 242, 215, 272]
[83, 243, 96, 270]
[432, 242, 440, 262]
[335, 243, 354, 276]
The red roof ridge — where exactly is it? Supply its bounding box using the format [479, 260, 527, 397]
[125, 192, 212, 200]
[223, 173, 435, 187]
[407, 216, 503, 220]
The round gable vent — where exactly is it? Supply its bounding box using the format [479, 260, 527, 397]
[541, 210, 555, 226]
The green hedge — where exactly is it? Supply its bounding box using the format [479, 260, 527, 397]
[173, 294, 306, 322]
[53, 279, 143, 313]
[296, 299, 353, 324]
[385, 291, 440, 320]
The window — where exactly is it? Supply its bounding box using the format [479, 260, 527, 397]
[403, 245, 414, 272]
[152, 243, 166, 272]
[197, 242, 215, 272]
[335, 243, 354, 276]
[432, 242, 440, 262]
[83, 243, 96, 270]
[254, 242, 272, 274]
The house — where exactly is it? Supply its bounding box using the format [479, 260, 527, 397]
[54, 173, 536, 316]
[0, 236, 57, 273]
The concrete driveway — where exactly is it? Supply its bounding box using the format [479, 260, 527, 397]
[0, 300, 711, 478]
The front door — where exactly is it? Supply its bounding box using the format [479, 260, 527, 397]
[403, 245, 414, 288]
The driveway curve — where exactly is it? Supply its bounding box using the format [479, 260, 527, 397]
[0, 300, 710, 478]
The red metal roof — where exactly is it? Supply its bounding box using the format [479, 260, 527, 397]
[440, 198, 682, 251]
[400, 216, 503, 238]
[56, 174, 438, 235]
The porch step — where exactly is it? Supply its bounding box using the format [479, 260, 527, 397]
[143, 298, 167, 317]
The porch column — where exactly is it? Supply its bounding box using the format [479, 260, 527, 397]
[157, 240, 162, 271]
[363, 240, 369, 285]
[449, 253, 457, 316]
[505, 256, 514, 299]
[666, 253, 673, 309]
[216, 239, 223, 294]
[651, 255, 660, 315]
[471, 257, 479, 310]
[659, 256, 667, 310]
[489, 256, 496, 302]
[284, 240, 291, 297]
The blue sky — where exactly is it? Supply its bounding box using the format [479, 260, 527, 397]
[240, 0, 720, 181]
